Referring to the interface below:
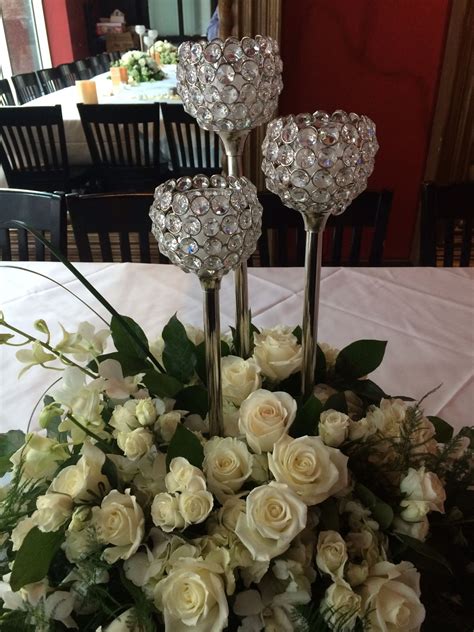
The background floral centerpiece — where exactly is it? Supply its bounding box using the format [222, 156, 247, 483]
[148, 40, 178, 65]
[0, 281, 472, 631]
[112, 50, 165, 84]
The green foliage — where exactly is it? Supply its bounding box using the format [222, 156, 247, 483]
[315, 344, 327, 383]
[0, 466, 47, 533]
[111, 314, 149, 361]
[166, 424, 204, 470]
[89, 351, 150, 376]
[291, 602, 361, 632]
[290, 396, 322, 438]
[322, 391, 347, 414]
[428, 415, 454, 443]
[355, 483, 394, 529]
[0, 430, 25, 476]
[392, 532, 453, 575]
[142, 370, 183, 398]
[319, 498, 340, 531]
[336, 340, 387, 380]
[345, 378, 387, 405]
[162, 315, 196, 383]
[10, 527, 64, 591]
[174, 385, 208, 418]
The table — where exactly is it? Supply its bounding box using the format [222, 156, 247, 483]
[1, 263, 472, 433]
[0, 67, 179, 187]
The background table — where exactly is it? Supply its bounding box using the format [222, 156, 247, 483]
[1, 263, 472, 433]
[0, 67, 179, 188]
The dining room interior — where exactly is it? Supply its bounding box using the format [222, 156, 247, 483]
[0, 1, 472, 631]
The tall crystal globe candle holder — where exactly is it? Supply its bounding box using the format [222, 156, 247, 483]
[135, 25, 146, 51]
[150, 173, 262, 436]
[261, 110, 379, 398]
[176, 35, 283, 359]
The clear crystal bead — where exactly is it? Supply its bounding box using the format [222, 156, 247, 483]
[224, 253, 240, 267]
[312, 171, 334, 188]
[203, 85, 219, 103]
[220, 85, 239, 104]
[204, 256, 223, 271]
[231, 191, 246, 209]
[240, 83, 257, 104]
[276, 165, 290, 184]
[198, 64, 215, 83]
[317, 148, 338, 169]
[297, 127, 318, 147]
[165, 213, 182, 234]
[319, 125, 339, 146]
[311, 189, 331, 204]
[335, 167, 354, 186]
[241, 36, 259, 57]
[342, 145, 361, 166]
[216, 64, 235, 85]
[162, 233, 178, 251]
[192, 175, 210, 188]
[212, 195, 229, 215]
[277, 145, 294, 166]
[210, 174, 227, 188]
[176, 177, 192, 191]
[222, 215, 239, 234]
[227, 234, 243, 251]
[239, 211, 252, 229]
[241, 60, 259, 81]
[265, 141, 279, 161]
[191, 196, 210, 215]
[290, 187, 308, 203]
[204, 238, 222, 255]
[183, 255, 201, 270]
[203, 218, 219, 236]
[290, 169, 310, 187]
[281, 121, 298, 143]
[223, 42, 244, 62]
[180, 237, 199, 254]
[189, 42, 203, 63]
[212, 103, 229, 120]
[295, 148, 316, 169]
[182, 216, 201, 235]
[154, 211, 166, 229]
[196, 106, 212, 123]
[159, 190, 172, 209]
[203, 42, 222, 63]
[229, 103, 249, 121]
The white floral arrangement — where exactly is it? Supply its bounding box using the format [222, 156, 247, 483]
[148, 40, 178, 65]
[0, 278, 472, 632]
[113, 50, 165, 84]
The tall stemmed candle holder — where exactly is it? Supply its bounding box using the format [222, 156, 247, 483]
[176, 36, 283, 358]
[135, 25, 146, 52]
[262, 110, 379, 398]
[150, 173, 262, 436]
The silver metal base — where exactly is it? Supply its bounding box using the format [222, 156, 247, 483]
[201, 277, 223, 437]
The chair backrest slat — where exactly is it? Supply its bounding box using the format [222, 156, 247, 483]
[0, 79, 16, 106]
[0, 189, 66, 261]
[11, 72, 43, 105]
[161, 103, 222, 178]
[420, 181, 474, 266]
[67, 192, 160, 263]
[0, 106, 69, 192]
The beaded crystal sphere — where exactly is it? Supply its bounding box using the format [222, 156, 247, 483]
[261, 110, 379, 216]
[176, 36, 283, 132]
[150, 174, 262, 279]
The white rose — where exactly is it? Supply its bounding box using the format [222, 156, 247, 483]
[235, 481, 307, 562]
[318, 409, 350, 447]
[117, 428, 153, 461]
[221, 356, 261, 405]
[323, 581, 361, 631]
[50, 441, 110, 502]
[253, 326, 302, 381]
[178, 489, 214, 526]
[357, 561, 425, 631]
[203, 437, 253, 503]
[268, 434, 349, 505]
[184, 324, 205, 346]
[33, 493, 73, 532]
[392, 516, 429, 542]
[319, 343, 340, 372]
[110, 401, 139, 432]
[218, 498, 246, 532]
[10, 434, 69, 481]
[135, 398, 157, 426]
[316, 531, 348, 580]
[165, 457, 207, 493]
[239, 389, 297, 454]
[375, 398, 407, 436]
[400, 467, 446, 513]
[345, 561, 369, 587]
[154, 557, 228, 632]
[222, 399, 240, 437]
[348, 416, 376, 441]
[92, 489, 145, 563]
[156, 411, 182, 442]
[399, 500, 430, 523]
[151, 493, 185, 532]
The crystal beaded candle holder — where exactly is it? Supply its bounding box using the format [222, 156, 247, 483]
[261, 110, 379, 221]
[150, 173, 262, 279]
[176, 35, 283, 132]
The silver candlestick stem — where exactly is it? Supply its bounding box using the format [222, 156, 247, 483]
[201, 277, 222, 435]
[301, 214, 328, 399]
[220, 130, 251, 358]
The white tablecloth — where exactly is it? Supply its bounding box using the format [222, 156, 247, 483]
[1, 264, 472, 433]
[0, 68, 179, 187]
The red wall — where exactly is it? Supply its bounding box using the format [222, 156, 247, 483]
[280, 0, 451, 261]
[42, 0, 73, 65]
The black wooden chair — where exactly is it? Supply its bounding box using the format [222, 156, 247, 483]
[57, 63, 78, 87]
[74, 60, 93, 80]
[66, 192, 167, 263]
[98, 52, 112, 72]
[161, 103, 222, 178]
[37, 68, 66, 94]
[254, 190, 393, 266]
[11, 72, 43, 104]
[420, 181, 474, 266]
[0, 105, 71, 192]
[0, 189, 67, 260]
[77, 103, 168, 192]
[0, 79, 15, 106]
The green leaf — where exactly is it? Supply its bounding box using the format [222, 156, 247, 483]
[162, 315, 196, 383]
[0, 430, 25, 477]
[195, 340, 230, 385]
[346, 379, 387, 404]
[89, 352, 150, 376]
[355, 483, 393, 529]
[336, 340, 387, 380]
[428, 416, 453, 443]
[142, 370, 183, 398]
[102, 457, 119, 490]
[175, 385, 209, 418]
[0, 333, 14, 344]
[290, 395, 322, 438]
[111, 314, 149, 360]
[166, 424, 204, 470]
[276, 372, 301, 398]
[392, 533, 453, 574]
[292, 325, 302, 344]
[10, 527, 64, 591]
[323, 391, 348, 414]
[315, 344, 327, 383]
